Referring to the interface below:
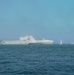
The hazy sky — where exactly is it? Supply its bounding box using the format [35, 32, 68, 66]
[0, 0, 74, 43]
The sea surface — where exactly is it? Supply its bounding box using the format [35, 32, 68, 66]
[0, 44, 74, 75]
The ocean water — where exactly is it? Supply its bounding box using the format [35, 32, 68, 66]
[0, 44, 74, 75]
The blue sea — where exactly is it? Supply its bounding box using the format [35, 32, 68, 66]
[0, 44, 74, 75]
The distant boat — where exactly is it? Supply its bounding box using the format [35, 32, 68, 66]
[1, 35, 54, 45]
[60, 40, 63, 44]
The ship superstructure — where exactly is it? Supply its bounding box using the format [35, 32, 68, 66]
[1, 35, 54, 44]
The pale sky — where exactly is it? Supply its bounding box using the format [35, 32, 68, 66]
[0, 0, 74, 43]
